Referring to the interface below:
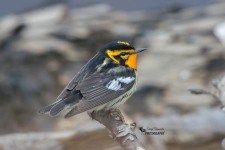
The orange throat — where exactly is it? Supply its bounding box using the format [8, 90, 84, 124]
[126, 54, 137, 70]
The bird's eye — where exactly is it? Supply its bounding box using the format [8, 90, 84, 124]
[120, 52, 127, 56]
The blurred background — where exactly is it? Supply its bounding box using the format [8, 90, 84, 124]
[0, 0, 225, 150]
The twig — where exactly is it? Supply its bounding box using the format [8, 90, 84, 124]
[188, 88, 221, 104]
[91, 109, 148, 150]
[190, 74, 225, 149]
[189, 75, 225, 110]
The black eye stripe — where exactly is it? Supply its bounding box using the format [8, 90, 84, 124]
[120, 52, 127, 56]
[114, 56, 125, 65]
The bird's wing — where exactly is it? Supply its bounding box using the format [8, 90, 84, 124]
[56, 65, 87, 100]
[38, 64, 87, 115]
[64, 73, 136, 118]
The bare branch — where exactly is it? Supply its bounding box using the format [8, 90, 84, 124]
[188, 88, 221, 102]
[189, 88, 209, 95]
[190, 74, 225, 148]
[189, 74, 225, 109]
[91, 109, 148, 150]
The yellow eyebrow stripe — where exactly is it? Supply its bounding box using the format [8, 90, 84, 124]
[106, 49, 134, 64]
[107, 50, 119, 64]
[106, 49, 137, 69]
[117, 41, 130, 46]
[107, 49, 134, 56]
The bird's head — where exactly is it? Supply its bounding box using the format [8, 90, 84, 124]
[100, 41, 146, 70]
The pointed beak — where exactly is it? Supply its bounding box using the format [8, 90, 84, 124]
[135, 48, 147, 54]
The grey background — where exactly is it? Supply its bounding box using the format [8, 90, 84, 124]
[0, 0, 219, 17]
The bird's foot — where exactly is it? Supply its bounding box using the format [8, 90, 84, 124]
[109, 108, 125, 122]
[88, 110, 96, 120]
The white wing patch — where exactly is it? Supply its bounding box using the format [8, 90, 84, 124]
[117, 77, 135, 84]
[106, 77, 135, 91]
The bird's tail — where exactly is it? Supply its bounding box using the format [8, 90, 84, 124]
[39, 90, 82, 117]
[38, 99, 66, 117]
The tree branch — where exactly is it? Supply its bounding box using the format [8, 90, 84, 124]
[190, 74, 225, 149]
[189, 75, 225, 110]
[91, 109, 148, 150]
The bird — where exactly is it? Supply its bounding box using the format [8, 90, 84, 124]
[39, 41, 146, 118]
